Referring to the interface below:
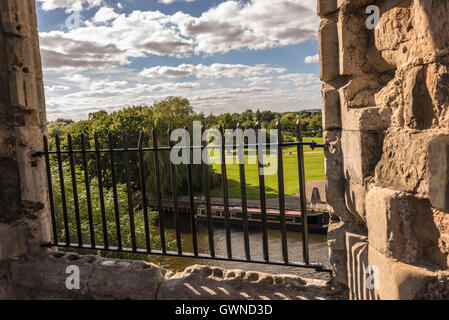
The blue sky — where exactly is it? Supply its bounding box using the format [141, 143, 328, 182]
[36, 0, 321, 120]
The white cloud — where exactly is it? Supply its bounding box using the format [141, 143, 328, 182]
[139, 63, 285, 80]
[39, 10, 194, 71]
[61, 73, 91, 83]
[278, 73, 320, 86]
[39, 0, 322, 120]
[45, 85, 70, 92]
[158, 0, 195, 4]
[172, 0, 319, 54]
[39, 0, 319, 71]
[45, 74, 321, 121]
[37, 0, 102, 12]
[244, 76, 273, 87]
[90, 80, 128, 90]
[92, 7, 119, 23]
[304, 54, 319, 64]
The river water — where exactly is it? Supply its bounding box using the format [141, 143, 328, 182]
[155, 212, 331, 280]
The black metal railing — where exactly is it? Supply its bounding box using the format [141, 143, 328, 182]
[34, 121, 330, 273]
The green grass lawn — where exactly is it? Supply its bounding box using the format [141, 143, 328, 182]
[211, 137, 325, 200]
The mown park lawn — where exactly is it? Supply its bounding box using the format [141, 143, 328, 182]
[211, 137, 325, 200]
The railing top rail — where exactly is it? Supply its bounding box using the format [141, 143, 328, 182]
[33, 140, 325, 157]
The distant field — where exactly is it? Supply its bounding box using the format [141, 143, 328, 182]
[211, 137, 325, 200]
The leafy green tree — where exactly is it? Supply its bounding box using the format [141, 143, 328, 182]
[51, 162, 177, 262]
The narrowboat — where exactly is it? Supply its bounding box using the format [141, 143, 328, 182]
[196, 205, 329, 233]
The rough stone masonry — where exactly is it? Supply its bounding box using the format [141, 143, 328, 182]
[0, 0, 52, 295]
[1, 0, 449, 300]
[0, 0, 341, 300]
[319, 0, 449, 299]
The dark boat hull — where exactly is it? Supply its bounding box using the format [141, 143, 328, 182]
[196, 214, 329, 233]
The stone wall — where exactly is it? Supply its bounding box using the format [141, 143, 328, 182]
[0, 0, 51, 295]
[2, 0, 449, 300]
[319, 0, 449, 299]
[0, 0, 343, 301]
[2, 249, 344, 300]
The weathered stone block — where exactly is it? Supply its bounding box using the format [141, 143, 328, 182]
[319, 19, 339, 82]
[32, 44, 43, 80]
[324, 130, 353, 220]
[35, 77, 46, 114]
[328, 218, 366, 288]
[322, 84, 341, 130]
[88, 258, 170, 300]
[9, 69, 38, 110]
[0, 71, 11, 107]
[6, 36, 35, 72]
[368, 245, 436, 300]
[13, 252, 95, 297]
[337, 10, 368, 76]
[366, 186, 446, 268]
[345, 233, 369, 300]
[12, 250, 171, 299]
[428, 135, 449, 212]
[0, 222, 27, 260]
[338, 0, 380, 10]
[157, 265, 341, 300]
[341, 105, 392, 132]
[8, 69, 26, 108]
[403, 66, 434, 130]
[341, 130, 383, 186]
[318, 0, 338, 17]
[344, 181, 367, 221]
[374, 131, 436, 196]
[0, 159, 22, 222]
[0, 0, 31, 37]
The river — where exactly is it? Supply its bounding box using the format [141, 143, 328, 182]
[154, 211, 331, 280]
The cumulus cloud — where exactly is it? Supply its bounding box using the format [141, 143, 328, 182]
[90, 80, 128, 90]
[304, 54, 319, 64]
[45, 85, 71, 92]
[92, 7, 119, 23]
[61, 73, 91, 83]
[39, 10, 194, 71]
[39, 0, 319, 71]
[46, 82, 321, 120]
[37, 0, 102, 12]
[277, 73, 320, 86]
[244, 76, 273, 87]
[139, 63, 285, 80]
[39, 0, 322, 120]
[158, 0, 195, 4]
[172, 0, 319, 54]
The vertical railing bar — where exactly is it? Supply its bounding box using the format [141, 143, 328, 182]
[122, 132, 137, 251]
[81, 134, 95, 248]
[138, 132, 151, 253]
[237, 123, 251, 261]
[94, 133, 109, 249]
[168, 129, 182, 255]
[219, 125, 232, 259]
[108, 132, 122, 250]
[296, 120, 310, 264]
[202, 126, 215, 258]
[185, 127, 198, 256]
[55, 135, 70, 246]
[276, 122, 289, 264]
[67, 134, 83, 247]
[152, 129, 167, 253]
[43, 136, 58, 244]
[256, 122, 269, 262]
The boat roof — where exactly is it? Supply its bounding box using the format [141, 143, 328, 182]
[198, 205, 326, 216]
